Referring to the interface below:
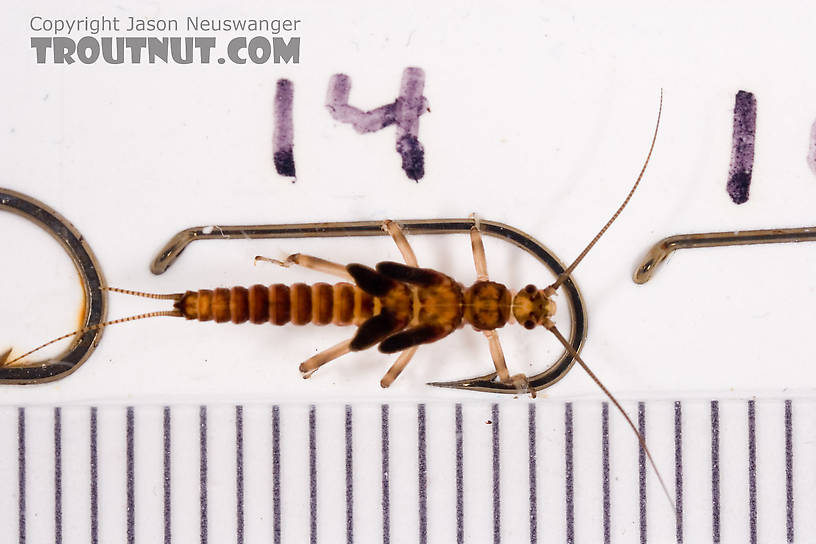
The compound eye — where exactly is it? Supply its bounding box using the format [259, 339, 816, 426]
[523, 319, 536, 329]
[524, 284, 536, 294]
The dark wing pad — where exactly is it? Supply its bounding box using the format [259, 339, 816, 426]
[350, 311, 402, 351]
[347, 263, 397, 296]
[375, 261, 447, 286]
[379, 325, 444, 353]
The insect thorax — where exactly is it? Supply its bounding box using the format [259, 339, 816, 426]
[463, 280, 512, 330]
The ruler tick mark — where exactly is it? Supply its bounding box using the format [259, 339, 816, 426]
[528, 404, 537, 544]
[163, 407, 171, 544]
[674, 401, 683, 544]
[200, 406, 208, 544]
[492, 404, 500, 544]
[272, 406, 281, 544]
[126, 406, 135, 544]
[455, 403, 464, 544]
[381, 405, 390, 544]
[54, 407, 62, 544]
[236, 405, 244, 544]
[309, 405, 317, 544]
[418, 404, 427, 544]
[602, 403, 610, 544]
[711, 401, 720, 544]
[565, 402, 574, 544]
[748, 400, 757, 544]
[18, 407, 25, 544]
[345, 405, 353, 544]
[785, 400, 794, 544]
[638, 402, 647, 544]
[90, 407, 99, 544]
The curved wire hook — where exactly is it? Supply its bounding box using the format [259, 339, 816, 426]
[0, 188, 107, 383]
[634, 226, 816, 284]
[151, 218, 587, 394]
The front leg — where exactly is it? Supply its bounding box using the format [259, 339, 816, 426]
[484, 329, 536, 398]
[469, 215, 489, 281]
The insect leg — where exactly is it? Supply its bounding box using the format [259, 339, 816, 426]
[379, 346, 419, 388]
[484, 330, 535, 397]
[382, 220, 419, 266]
[255, 253, 354, 281]
[469, 217, 489, 281]
[472, 219, 531, 394]
[299, 338, 354, 378]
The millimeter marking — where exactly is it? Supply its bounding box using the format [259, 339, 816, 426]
[418, 404, 427, 544]
[674, 401, 684, 544]
[0, 400, 805, 542]
[18, 407, 25, 544]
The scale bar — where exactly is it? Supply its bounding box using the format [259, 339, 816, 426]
[0, 399, 808, 542]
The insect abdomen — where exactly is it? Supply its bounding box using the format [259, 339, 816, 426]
[176, 283, 375, 326]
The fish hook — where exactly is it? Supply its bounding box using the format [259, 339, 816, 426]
[0, 187, 107, 383]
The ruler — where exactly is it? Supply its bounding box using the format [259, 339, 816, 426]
[1, 398, 811, 543]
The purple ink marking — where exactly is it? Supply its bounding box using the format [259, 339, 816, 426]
[273, 79, 296, 178]
[326, 67, 428, 181]
[726, 90, 757, 204]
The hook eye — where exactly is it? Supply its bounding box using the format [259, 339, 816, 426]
[0, 188, 107, 383]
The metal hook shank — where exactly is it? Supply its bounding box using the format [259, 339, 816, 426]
[151, 218, 587, 394]
[634, 226, 816, 284]
[0, 188, 107, 383]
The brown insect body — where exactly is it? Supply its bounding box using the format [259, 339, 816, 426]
[174, 261, 556, 356]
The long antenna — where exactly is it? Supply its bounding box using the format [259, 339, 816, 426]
[545, 320, 676, 512]
[548, 89, 663, 293]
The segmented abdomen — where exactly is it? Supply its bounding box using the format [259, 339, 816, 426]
[176, 283, 376, 326]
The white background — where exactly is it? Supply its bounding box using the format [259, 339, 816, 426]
[1, 0, 815, 405]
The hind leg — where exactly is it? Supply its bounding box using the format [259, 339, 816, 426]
[379, 346, 419, 388]
[255, 253, 354, 281]
[299, 338, 354, 378]
[382, 220, 418, 266]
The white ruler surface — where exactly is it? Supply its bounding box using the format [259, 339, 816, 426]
[0, 398, 811, 543]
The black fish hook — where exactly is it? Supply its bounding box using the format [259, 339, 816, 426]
[0, 187, 107, 383]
